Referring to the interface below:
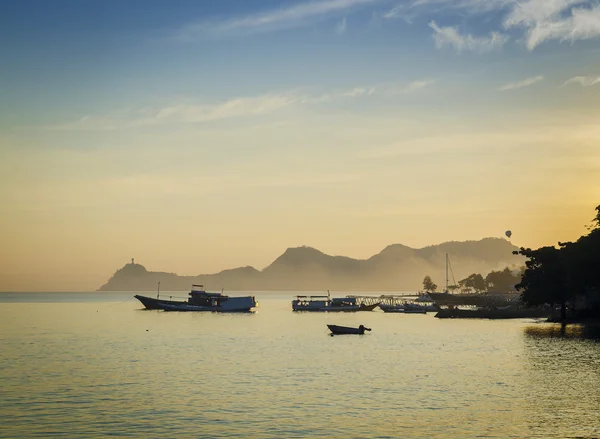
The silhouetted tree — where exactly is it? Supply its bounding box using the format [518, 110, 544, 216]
[485, 267, 520, 293]
[515, 204, 600, 321]
[458, 273, 486, 293]
[515, 246, 572, 320]
[422, 275, 438, 292]
[447, 284, 460, 293]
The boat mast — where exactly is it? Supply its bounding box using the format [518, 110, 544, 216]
[445, 253, 449, 294]
[157, 281, 160, 300]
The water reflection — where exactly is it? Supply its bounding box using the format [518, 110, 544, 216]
[521, 323, 600, 438]
[524, 323, 600, 341]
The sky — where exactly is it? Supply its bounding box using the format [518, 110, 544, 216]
[1, 0, 599, 291]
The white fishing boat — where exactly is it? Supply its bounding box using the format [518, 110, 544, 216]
[135, 284, 256, 312]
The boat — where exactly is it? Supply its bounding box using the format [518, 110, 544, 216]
[379, 303, 405, 313]
[327, 324, 371, 335]
[292, 292, 379, 312]
[134, 284, 256, 312]
[402, 303, 428, 314]
[379, 302, 429, 313]
[378, 296, 433, 313]
[434, 306, 552, 319]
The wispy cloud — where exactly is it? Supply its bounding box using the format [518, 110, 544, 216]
[564, 75, 600, 86]
[387, 0, 600, 51]
[499, 75, 544, 91]
[383, 5, 404, 19]
[146, 93, 301, 125]
[383, 0, 513, 22]
[176, 0, 378, 40]
[409, 0, 513, 14]
[505, 1, 600, 50]
[336, 16, 348, 34]
[503, 0, 584, 28]
[39, 80, 436, 131]
[429, 21, 508, 53]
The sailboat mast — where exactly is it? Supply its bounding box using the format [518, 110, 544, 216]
[445, 253, 449, 293]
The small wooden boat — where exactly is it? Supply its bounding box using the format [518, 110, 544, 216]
[327, 324, 371, 335]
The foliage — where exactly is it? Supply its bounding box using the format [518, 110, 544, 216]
[485, 267, 520, 293]
[447, 284, 460, 293]
[422, 275, 438, 292]
[514, 204, 600, 321]
[458, 273, 486, 293]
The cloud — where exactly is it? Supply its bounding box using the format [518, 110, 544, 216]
[429, 20, 508, 53]
[383, 5, 404, 19]
[564, 75, 600, 86]
[176, 0, 378, 40]
[151, 93, 301, 123]
[38, 80, 435, 131]
[382, 0, 512, 24]
[504, 0, 584, 27]
[387, 0, 600, 51]
[336, 17, 347, 34]
[409, 0, 513, 14]
[499, 75, 544, 91]
[504, 0, 600, 50]
[394, 79, 436, 93]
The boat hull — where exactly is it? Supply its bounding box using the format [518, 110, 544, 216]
[380, 304, 429, 313]
[292, 302, 380, 312]
[327, 324, 370, 335]
[403, 308, 427, 314]
[134, 295, 256, 313]
[434, 307, 551, 319]
[380, 306, 405, 313]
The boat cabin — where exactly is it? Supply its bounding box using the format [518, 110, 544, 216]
[291, 294, 362, 311]
[331, 297, 357, 307]
[188, 285, 227, 307]
[292, 295, 330, 310]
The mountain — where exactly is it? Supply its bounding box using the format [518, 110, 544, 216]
[98, 238, 523, 292]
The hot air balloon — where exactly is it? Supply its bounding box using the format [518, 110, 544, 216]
[505, 230, 512, 239]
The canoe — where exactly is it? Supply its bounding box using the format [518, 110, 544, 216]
[327, 324, 371, 335]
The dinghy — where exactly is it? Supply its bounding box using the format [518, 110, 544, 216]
[327, 324, 371, 335]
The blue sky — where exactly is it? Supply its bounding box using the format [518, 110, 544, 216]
[2, 0, 600, 125]
[1, 0, 600, 290]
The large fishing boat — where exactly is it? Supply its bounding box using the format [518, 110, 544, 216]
[135, 284, 256, 312]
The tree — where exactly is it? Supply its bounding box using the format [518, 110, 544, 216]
[447, 284, 460, 293]
[515, 204, 600, 321]
[515, 246, 572, 321]
[458, 273, 486, 293]
[422, 275, 438, 292]
[485, 267, 521, 293]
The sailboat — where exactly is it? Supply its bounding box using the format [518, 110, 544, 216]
[424, 253, 457, 302]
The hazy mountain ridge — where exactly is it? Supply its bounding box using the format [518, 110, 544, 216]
[98, 238, 523, 291]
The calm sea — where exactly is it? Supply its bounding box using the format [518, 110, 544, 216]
[1, 292, 599, 439]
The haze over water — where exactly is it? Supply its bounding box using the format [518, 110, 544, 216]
[1, 293, 599, 438]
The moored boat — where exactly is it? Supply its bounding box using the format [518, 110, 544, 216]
[327, 324, 371, 335]
[378, 295, 434, 313]
[292, 293, 378, 312]
[434, 306, 552, 319]
[135, 284, 256, 312]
